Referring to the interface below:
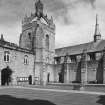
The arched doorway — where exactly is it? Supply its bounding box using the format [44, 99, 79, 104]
[58, 72, 64, 83]
[1, 66, 12, 86]
[47, 73, 50, 83]
[28, 75, 32, 85]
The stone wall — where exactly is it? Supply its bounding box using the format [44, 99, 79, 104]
[0, 46, 34, 85]
[54, 60, 104, 84]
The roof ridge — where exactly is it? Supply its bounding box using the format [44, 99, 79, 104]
[56, 41, 93, 50]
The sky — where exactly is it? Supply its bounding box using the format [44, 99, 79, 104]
[0, 0, 105, 48]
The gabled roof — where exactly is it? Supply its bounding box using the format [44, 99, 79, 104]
[0, 39, 33, 54]
[55, 40, 105, 57]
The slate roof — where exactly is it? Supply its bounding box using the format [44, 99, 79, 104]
[0, 39, 33, 54]
[55, 40, 105, 57]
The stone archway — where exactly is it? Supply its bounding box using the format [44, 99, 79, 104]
[1, 66, 12, 86]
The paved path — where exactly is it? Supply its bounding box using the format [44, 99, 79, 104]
[0, 86, 104, 105]
[0, 86, 105, 96]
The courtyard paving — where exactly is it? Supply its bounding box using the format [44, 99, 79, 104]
[0, 86, 105, 105]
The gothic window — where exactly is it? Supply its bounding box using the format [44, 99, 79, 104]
[24, 55, 29, 65]
[55, 57, 60, 64]
[89, 53, 96, 61]
[4, 51, 10, 62]
[46, 35, 49, 50]
[70, 55, 76, 63]
[28, 32, 31, 40]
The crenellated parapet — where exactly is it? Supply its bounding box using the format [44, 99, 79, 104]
[22, 13, 36, 25]
[22, 0, 55, 32]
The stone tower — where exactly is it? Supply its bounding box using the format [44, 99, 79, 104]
[19, 0, 55, 85]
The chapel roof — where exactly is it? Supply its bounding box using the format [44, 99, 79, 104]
[55, 40, 105, 57]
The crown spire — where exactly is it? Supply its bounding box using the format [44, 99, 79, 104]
[94, 14, 101, 42]
[35, 0, 44, 19]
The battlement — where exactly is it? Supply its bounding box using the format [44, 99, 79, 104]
[22, 0, 55, 32]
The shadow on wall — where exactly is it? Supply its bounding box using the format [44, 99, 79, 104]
[97, 95, 105, 105]
[0, 95, 56, 105]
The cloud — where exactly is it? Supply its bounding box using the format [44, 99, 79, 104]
[0, 0, 96, 26]
[76, 0, 96, 8]
[0, 0, 104, 49]
[42, 0, 96, 26]
[0, 0, 35, 26]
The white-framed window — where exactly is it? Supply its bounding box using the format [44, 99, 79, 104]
[24, 55, 29, 65]
[4, 51, 10, 62]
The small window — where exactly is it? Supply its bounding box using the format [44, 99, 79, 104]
[24, 55, 29, 65]
[46, 35, 49, 50]
[4, 51, 10, 62]
[28, 32, 31, 40]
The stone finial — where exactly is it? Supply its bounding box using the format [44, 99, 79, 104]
[51, 16, 53, 21]
[35, 0, 44, 19]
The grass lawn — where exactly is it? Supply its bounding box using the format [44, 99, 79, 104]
[0, 87, 104, 105]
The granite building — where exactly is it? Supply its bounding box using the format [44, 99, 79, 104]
[0, 0, 55, 86]
[55, 15, 105, 84]
[0, 0, 105, 86]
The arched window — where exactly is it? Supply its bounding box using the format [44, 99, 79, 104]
[46, 35, 49, 50]
[24, 55, 29, 65]
[4, 51, 10, 62]
[28, 32, 31, 40]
